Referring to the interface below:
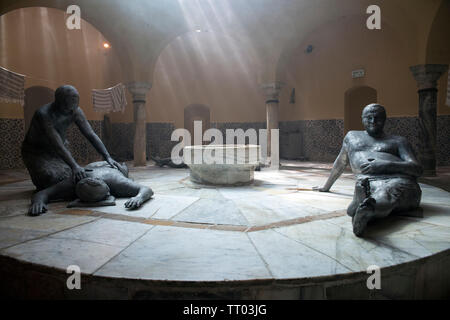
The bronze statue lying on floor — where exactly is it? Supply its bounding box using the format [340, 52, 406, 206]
[29, 161, 153, 216]
[315, 104, 423, 237]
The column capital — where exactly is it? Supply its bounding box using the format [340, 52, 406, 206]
[126, 81, 152, 101]
[410, 64, 448, 90]
[260, 81, 285, 102]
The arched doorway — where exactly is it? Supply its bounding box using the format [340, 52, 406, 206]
[184, 104, 210, 145]
[23, 86, 54, 131]
[344, 86, 377, 133]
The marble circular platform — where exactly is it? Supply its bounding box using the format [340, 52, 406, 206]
[0, 165, 449, 299]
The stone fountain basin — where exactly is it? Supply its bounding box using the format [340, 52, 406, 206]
[183, 144, 260, 186]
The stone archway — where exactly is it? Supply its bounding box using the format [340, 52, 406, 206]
[184, 104, 210, 145]
[344, 86, 377, 134]
[23, 86, 54, 132]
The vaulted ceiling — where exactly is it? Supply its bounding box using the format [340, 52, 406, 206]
[0, 0, 444, 83]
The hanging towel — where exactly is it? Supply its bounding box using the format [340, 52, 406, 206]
[92, 83, 127, 113]
[0, 66, 25, 106]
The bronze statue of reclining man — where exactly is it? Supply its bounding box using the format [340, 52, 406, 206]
[315, 104, 423, 237]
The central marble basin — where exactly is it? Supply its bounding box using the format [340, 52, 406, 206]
[183, 144, 260, 185]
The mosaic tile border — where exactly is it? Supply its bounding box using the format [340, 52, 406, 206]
[57, 208, 346, 232]
[1, 115, 448, 170]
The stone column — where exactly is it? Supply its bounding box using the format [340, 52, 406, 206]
[410, 64, 448, 176]
[261, 81, 284, 163]
[126, 82, 152, 167]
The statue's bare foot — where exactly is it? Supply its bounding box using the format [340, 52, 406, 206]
[28, 201, 48, 216]
[348, 178, 371, 217]
[352, 197, 376, 237]
[124, 197, 144, 210]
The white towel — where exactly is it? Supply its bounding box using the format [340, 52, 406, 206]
[92, 83, 127, 113]
[0, 66, 25, 106]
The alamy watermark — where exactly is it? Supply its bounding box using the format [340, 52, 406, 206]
[366, 265, 381, 290]
[170, 121, 279, 168]
[66, 265, 81, 290]
[66, 5, 81, 30]
[366, 5, 381, 30]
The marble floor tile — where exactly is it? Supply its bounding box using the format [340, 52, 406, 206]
[2, 237, 123, 274]
[274, 220, 417, 271]
[150, 194, 200, 220]
[325, 215, 435, 238]
[373, 225, 450, 257]
[0, 227, 49, 249]
[232, 195, 326, 226]
[218, 185, 294, 201]
[279, 192, 352, 212]
[78, 194, 199, 220]
[0, 188, 34, 202]
[95, 226, 272, 281]
[173, 198, 249, 226]
[0, 199, 32, 218]
[249, 229, 352, 279]
[0, 213, 97, 233]
[158, 186, 226, 200]
[50, 218, 153, 247]
[403, 203, 450, 228]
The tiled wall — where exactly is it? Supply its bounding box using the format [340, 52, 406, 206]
[279, 115, 450, 165]
[0, 119, 103, 169]
[0, 119, 25, 169]
[1, 115, 449, 170]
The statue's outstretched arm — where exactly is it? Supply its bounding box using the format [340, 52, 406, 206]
[107, 176, 154, 210]
[74, 108, 110, 158]
[316, 140, 349, 192]
[39, 112, 85, 182]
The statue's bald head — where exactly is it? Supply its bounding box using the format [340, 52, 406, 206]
[75, 177, 110, 203]
[54, 85, 79, 114]
[361, 104, 386, 137]
[362, 104, 386, 119]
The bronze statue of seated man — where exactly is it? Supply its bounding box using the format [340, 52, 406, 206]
[315, 104, 423, 237]
[28, 161, 153, 216]
[21, 85, 123, 191]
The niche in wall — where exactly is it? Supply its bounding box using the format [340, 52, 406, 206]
[184, 104, 211, 145]
[24, 86, 54, 131]
[344, 86, 377, 133]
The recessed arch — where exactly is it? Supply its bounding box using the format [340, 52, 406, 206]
[184, 104, 210, 144]
[0, 1, 134, 81]
[23, 86, 54, 132]
[425, 0, 450, 64]
[344, 85, 377, 133]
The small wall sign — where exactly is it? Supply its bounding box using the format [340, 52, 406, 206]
[352, 69, 365, 79]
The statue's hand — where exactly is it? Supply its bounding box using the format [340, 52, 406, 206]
[29, 202, 48, 216]
[360, 159, 388, 174]
[125, 197, 143, 210]
[106, 157, 121, 171]
[72, 165, 87, 183]
[313, 186, 329, 192]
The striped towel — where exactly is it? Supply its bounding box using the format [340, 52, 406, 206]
[92, 83, 127, 113]
[0, 66, 25, 106]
